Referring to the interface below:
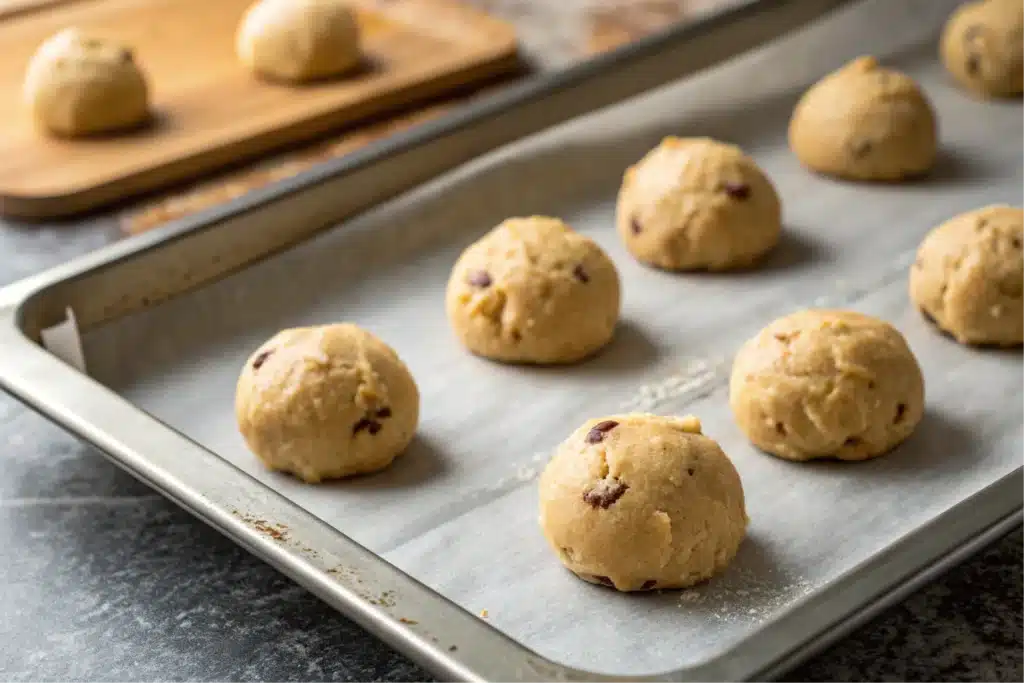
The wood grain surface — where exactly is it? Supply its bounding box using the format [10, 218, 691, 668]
[0, 0, 519, 219]
[120, 0, 734, 235]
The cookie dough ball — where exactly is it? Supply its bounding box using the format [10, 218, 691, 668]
[539, 414, 747, 592]
[941, 0, 1023, 98]
[910, 205, 1023, 347]
[22, 28, 150, 137]
[615, 137, 782, 271]
[236, 0, 362, 84]
[730, 310, 925, 462]
[445, 216, 621, 364]
[235, 324, 419, 483]
[788, 56, 938, 181]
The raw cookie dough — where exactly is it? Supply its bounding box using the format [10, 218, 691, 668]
[788, 56, 938, 181]
[730, 310, 925, 462]
[539, 414, 747, 592]
[22, 28, 150, 137]
[445, 216, 621, 364]
[236, 0, 362, 84]
[909, 205, 1023, 347]
[941, 0, 1023, 98]
[235, 323, 419, 483]
[615, 136, 782, 271]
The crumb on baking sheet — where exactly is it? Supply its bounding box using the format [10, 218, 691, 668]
[369, 590, 397, 608]
[479, 608, 489, 618]
[328, 567, 363, 584]
[399, 617, 418, 625]
[232, 510, 290, 541]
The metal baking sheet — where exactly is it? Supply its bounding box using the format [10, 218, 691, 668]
[0, 0, 1021, 680]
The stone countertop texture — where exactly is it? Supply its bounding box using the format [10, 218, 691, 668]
[1, 0, 1022, 680]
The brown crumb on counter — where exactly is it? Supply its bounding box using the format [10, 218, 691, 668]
[399, 617, 418, 625]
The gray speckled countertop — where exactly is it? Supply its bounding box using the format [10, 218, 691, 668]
[0, 219, 1020, 682]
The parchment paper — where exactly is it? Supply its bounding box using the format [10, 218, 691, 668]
[83, 0, 1023, 675]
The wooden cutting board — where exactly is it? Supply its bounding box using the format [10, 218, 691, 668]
[0, 0, 519, 219]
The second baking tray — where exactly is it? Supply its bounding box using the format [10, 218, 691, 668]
[0, 0, 1022, 680]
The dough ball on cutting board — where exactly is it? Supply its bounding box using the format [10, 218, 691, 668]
[445, 216, 621, 365]
[788, 56, 938, 181]
[539, 414, 748, 592]
[236, 0, 362, 84]
[235, 324, 419, 483]
[910, 205, 1023, 347]
[940, 0, 1023, 98]
[22, 27, 150, 138]
[730, 309, 925, 462]
[615, 136, 782, 271]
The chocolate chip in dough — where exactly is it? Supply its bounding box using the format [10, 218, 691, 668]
[631, 217, 643, 235]
[641, 579, 658, 590]
[590, 575, 615, 587]
[582, 478, 629, 509]
[585, 420, 619, 444]
[353, 418, 382, 435]
[894, 403, 907, 424]
[573, 264, 590, 283]
[251, 349, 273, 370]
[467, 270, 492, 288]
[722, 181, 750, 200]
[376, 407, 392, 419]
[965, 53, 980, 76]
